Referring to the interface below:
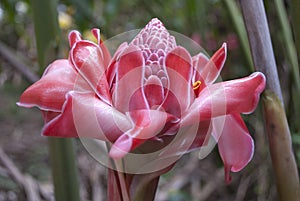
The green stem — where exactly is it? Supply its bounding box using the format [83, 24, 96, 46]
[131, 175, 159, 201]
[107, 158, 173, 201]
[114, 159, 130, 201]
[130, 165, 173, 201]
[239, 1, 300, 200]
[30, 0, 81, 200]
[30, 0, 61, 74]
[262, 91, 300, 201]
[49, 139, 81, 201]
[239, 0, 283, 102]
[223, 0, 254, 71]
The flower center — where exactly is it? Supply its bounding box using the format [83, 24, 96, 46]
[131, 18, 176, 88]
[193, 80, 202, 90]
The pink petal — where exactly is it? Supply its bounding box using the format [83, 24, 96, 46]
[165, 46, 194, 113]
[144, 75, 164, 108]
[153, 120, 212, 159]
[91, 28, 101, 46]
[108, 134, 134, 159]
[91, 28, 112, 68]
[42, 111, 60, 123]
[109, 109, 178, 158]
[182, 72, 266, 125]
[106, 42, 129, 87]
[100, 40, 111, 69]
[70, 40, 111, 104]
[187, 120, 212, 150]
[192, 52, 209, 73]
[43, 92, 131, 141]
[68, 30, 82, 48]
[201, 43, 227, 85]
[17, 59, 76, 111]
[115, 45, 143, 80]
[192, 52, 209, 91]
[216, 114, 254, 184]
[112, 45, 149, 112]
[165, 46, 193, 82]
[161, 89, 181, 117]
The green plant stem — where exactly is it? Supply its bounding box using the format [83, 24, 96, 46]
[30, 0, 61, 74]
[107, 154, 173, 201]
[30, 0, 81, 201]
[239, 0, 300, 200]
[240, 0, 283, 100]
[107, 158, 160, 201]
[130, 164, 173, 201]
[131, 175, 160, 201]
[49, 139, 81, 201]
[223, 0, 253, 71]
[239, 0, 283, 102]
[263, 91, 300, 201]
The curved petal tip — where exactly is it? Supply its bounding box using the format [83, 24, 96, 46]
[217, 114, 254, 183]
[109, 134, 133, 159]
[91, 28, 101, 46]
[68, 30, 82, 48]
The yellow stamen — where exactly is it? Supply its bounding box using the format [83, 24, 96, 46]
[193, 80, 202, 90]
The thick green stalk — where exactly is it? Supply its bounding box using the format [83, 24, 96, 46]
[49, 139, 81, 201]
[107, 157, 162, 201]
[131, 175, 160, 201]
[239, 0, 300, 200]
[30, 0, 60, 74]
[130, 165, 173, 201]
[239, 0, 283, 101]
[223, 0, 253, 71]
[263, 91, 300, 201]
[30, 0, 81, 201]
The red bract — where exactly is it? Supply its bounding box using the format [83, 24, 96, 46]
[18, 18, 265, 182]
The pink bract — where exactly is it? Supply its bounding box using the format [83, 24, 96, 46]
[18, 18, 265, 183]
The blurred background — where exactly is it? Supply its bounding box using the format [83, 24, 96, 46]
[0, 0, 299, 200]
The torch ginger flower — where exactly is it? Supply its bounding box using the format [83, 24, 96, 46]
[18, 18, 265, 182]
